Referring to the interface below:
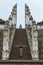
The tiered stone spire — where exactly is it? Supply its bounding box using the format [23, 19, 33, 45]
[8, 4, 17, 28]
[25, 4, 33, 28]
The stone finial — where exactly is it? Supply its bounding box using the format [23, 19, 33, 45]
[8, 15, 12, 20]
[19, 24, 22, 29]
[29, 15, 33, 20]
[32, 20, 36, 25]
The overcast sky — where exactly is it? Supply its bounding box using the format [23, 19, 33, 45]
[0, 0, 43, 27]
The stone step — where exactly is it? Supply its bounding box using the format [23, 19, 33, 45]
[9, 29, 32, 60]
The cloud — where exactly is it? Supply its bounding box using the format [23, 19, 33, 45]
[25, 0, 43, 22]
[0, 0, 43, 23]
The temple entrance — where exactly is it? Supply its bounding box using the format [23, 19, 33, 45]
[17, 2, 25, 28]
[9, 4, 30, 29]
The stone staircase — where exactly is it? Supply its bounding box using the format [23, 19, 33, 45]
[9, 29, 32, 60]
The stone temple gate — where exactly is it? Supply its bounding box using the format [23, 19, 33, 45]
[8, 4, 32, 28]
[2, 4, 38, 60]
[0, 3, 43, 65]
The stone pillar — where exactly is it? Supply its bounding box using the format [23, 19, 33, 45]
[2, 25, 10, 60]
[25, 15, 33, 28]
[25, 15, 29, 26]
[32, 25, 39, 60]
[12, 15, 17, 27]
[11, 4, 17, 28]
[8, 15, 12, 27]
[9, 15, 17, 28]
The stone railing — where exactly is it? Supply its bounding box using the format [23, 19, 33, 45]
[9, 25, 16, 58]
[26, 24, 39, 60]
[0, 60, 43, 65]
[9, 28, 15, 51]
[26, 28, 32, 60]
